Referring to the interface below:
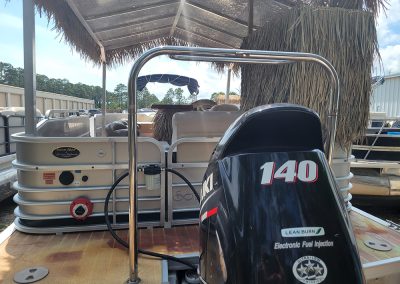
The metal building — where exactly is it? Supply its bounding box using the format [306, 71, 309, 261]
[0, 84, 95, 114]
[370, 74, 400, 117]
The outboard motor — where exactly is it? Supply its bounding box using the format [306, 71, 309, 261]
[199, 104, 364, 283]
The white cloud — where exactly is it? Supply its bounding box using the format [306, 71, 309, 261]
[0, 13, 22, 29]
[373, 1, 400, 75]
[379, 44, 400, 75]
[376, 1, 400, 47]
[0, 43, 24, 66]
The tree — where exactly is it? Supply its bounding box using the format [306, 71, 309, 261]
[160, 87, 189, 104]
[0, 62, 24, 87]
[210, 92, 225, 101]
[0, 61, 106, 105]
[160, 88, 175, 104]
[0, 61, 169, 110]
[106, 90, 120, 111]
[137, 87, 159, 109]
[93, 86, 103, 108]
[114, 83, 128, 110]
[174, 88, 189, 104]
[210, 91, 240, 101]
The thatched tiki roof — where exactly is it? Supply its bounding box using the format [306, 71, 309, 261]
[33, 0, 383, 66]
[33, 0, 302, 67]
[240, 6, 379, 149]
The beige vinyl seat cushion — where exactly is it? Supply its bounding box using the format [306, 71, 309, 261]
[171, 111, 242, 162]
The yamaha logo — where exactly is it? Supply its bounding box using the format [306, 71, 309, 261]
[292, 256, 327, 284]
[281, 227, 325, 237]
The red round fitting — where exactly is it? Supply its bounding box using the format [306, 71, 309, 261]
[70, 197, 93, 221]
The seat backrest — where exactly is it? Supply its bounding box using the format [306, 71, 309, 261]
[167, 110, 242, 225]
[137, 112, 155, 122]
[91, 113, 128, 137]
[172, 111, 242, 141]
[171, 111, 242, 162]
[210, 104, 239, 111]
[36, 116, 90, 137]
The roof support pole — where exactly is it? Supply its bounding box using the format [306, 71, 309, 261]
[248, 0, 254, 36]
[23, 0, 37, 135]
[225, 67, 232, 103]
[101, 62, 107, 135]
[170, 0, 186, 36]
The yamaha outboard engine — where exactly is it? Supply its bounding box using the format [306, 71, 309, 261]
[199, 104, 364, 283]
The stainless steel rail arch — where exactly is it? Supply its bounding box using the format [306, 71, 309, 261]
[127, 46, 340, 283]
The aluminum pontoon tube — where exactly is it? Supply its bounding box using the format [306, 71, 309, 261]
[23, 0, 37, 136]
[127, 46, 340, 282]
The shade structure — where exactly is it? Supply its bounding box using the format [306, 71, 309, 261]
[34, 0, 301, 66]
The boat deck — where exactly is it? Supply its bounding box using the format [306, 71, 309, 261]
[0, 226, 198, 283]
[0, 209, 399, 283]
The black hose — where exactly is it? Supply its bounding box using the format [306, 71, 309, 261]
[104, 172, 129, 247]
[104, 169, 198, 270]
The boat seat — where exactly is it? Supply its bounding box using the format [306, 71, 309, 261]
[90, 113, 128, 137]
[91, 113, 154, 137]
[171, 111, 242, 161]
[167, 110, 242, 226]
[210, 104, 239, 111]
[36, 116, 90, 137]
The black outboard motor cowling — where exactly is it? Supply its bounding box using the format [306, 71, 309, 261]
[199, 104, 364, 284]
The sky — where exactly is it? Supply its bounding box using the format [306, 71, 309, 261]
[0, 1, 399, 99]
[375, 1, 400, 75]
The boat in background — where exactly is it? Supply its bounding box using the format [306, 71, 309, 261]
[351, 112, 400, 206]
[0, 107, 42, 202]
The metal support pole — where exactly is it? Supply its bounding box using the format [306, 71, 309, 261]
[248, 0, 254, 36]
[126, 47, 340, 282]
[225, 68, 231, 104]
[23, 0, 37, 135]
[101, 62, 106, 135]
[127, 57, 141, 284]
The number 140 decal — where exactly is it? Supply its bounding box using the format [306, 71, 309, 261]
[260, 160, 318, 185]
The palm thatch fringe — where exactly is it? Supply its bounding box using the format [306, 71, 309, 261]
[307, 0, 387, 18]
[34, 1, 195, 66]
[35, 0, 101, 64]
[240, 6, 378, 149]
[153, 110, 178, 144]
[105, 38, 191, 67]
